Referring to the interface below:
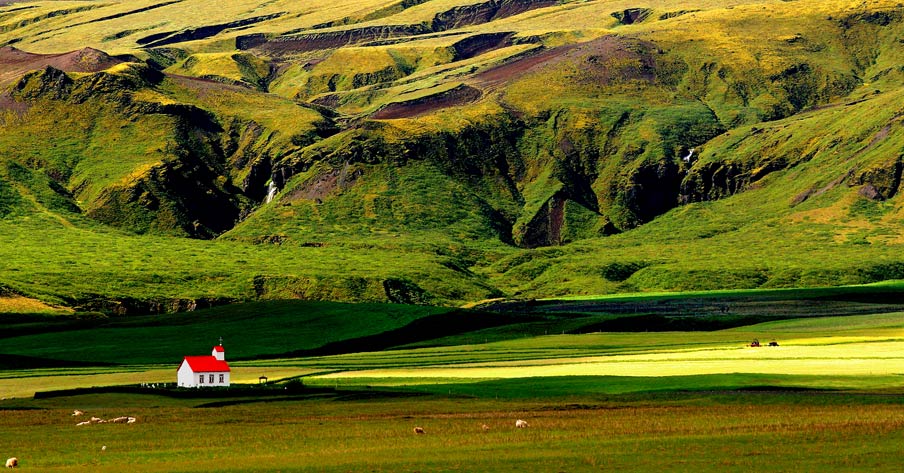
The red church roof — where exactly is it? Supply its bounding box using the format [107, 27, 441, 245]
[213, 345, 224, 352]
[182, 356, 230, 372]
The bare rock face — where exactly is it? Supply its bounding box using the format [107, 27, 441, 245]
[515, 193, 568, 248]
[611, 8, 653, 25]
[238, 25, 430, 54]
[620, 160, 683, 225]
[431, 0, 557, 31]
[855, 159, 903, 201]
[11, 66, 73, 99]
[859, 184, 883, 201]
[87, 156, 246, 239]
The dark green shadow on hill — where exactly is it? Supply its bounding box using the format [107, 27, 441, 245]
[1, 383, 432, 410]
[0, 354, 117, 370]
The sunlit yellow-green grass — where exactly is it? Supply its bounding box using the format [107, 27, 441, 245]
[296, 314, 904, 391]
[0, 296, 72, 315]
[166, 52, 269, 86]
[8, 0, 891, 61]
[313, 336, 904, 383]
[1, 0, 398, 54]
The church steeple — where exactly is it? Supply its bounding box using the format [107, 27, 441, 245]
[212, 338, 225, 361]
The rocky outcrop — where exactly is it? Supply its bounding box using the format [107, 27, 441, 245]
[136, 13, 286, 48]
[855, 157, 904, 200]
[617, 159, 684, 224]
[71, 296, 233, 315]
[87, 153, 246, 239]
[237, 0, 550, 54]
[371, 84, 482, 119]
[658, 10, 700, 20]
[11, 65, 72, 99]
[11, 62, 161, 102]
[251, 274, 411, 302]
[515, 192, 567, 248]
[451, 32, 515, 60]
[611, 8, 653, 25]
[679, 161, 746, 203]
[383, 278, 433, 304]
[431, 0, 557, 31]
[237, 25, 431, 54]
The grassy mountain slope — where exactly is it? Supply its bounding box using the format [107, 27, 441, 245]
[0, 0, 903, 310]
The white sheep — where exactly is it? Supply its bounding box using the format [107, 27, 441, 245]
[76, 420, 91, 426]
[515, 419, 529, 428]
[126, 417, 137, 424]
[72, 410, 84, 416]
[413, 426, 425, 434]
[5, 457, 17, 468]
[111, 416, 129, 423]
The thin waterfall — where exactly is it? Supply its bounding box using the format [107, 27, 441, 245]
[682, 148, 695, 163]
[265, 180, 278, 203]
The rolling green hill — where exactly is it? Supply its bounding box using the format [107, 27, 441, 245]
[1, 0, 904, 310]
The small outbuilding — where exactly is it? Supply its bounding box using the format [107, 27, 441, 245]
[177, 342, 231, 388]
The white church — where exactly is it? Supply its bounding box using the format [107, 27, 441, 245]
[177, 341, 231, 388]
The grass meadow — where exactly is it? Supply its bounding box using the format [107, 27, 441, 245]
[3, 303, 904, 471]
[3, 394, 904, 472]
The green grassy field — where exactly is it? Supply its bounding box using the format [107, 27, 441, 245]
[3, 0, 904, 468]
[3, 393, 904, 472]
[3, 297, 904, 471]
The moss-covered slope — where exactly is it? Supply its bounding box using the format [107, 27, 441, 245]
[0, 0, 903, 310]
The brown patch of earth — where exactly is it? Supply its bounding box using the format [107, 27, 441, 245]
[0, 92, 27, 113]
[473, 44, 576, 86]
[167, 73, 259, 98]
[371, 84, 482, 119]
[473, 35, 657, 88]
[369, 36, 655, 120]
[0, 46, 123, 85]
[311, 93, 340, 109]
[285, 165, 363, 202]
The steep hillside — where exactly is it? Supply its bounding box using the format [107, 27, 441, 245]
[0, 0, 903, 310]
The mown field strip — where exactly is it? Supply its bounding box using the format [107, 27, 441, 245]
[313, 339, 904, 381]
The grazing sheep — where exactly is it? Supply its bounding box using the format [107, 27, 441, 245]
[76, 421, 91, 426]
[5, 457, 17, 468]
[72, 410, 84, 416]
[101, 446, 106, 452]
[111, 417, 129, 423]
[515, 419, 529, 428]
[126, 417, 136, 424]
[413, 426, 425, 435]
[90, 416, 102, 423]
[481, 424, 490, 431]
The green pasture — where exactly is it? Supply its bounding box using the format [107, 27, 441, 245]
[2, 301, 904, 471]
[0, 299, 450, 365]
[2, 391, 904, 472]
[4, 307, 904, 399]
